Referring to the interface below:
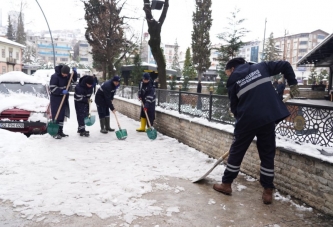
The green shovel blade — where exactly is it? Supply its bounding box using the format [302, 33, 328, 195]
[146, 128, 157, 140]
[84, 115, 96, 126]
[115, 129, 127, 140]
[47, 120, 59, 136]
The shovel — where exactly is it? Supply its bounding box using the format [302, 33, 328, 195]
[84, 99, 95, 126]
[47, 72, 74, 136]
[192, 94, 292, 183]
[141, 100, 157, 140]
[114, 112, 127, 140]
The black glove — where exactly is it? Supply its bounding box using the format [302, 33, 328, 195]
[290, 85, 300, 98]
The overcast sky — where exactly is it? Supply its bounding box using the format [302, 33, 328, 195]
[1, 0, 333, 53]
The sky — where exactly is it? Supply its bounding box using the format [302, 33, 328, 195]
[1, 71, 331, 224]
[1, 0, 333, 54]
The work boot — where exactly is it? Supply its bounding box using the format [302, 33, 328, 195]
[105, 117, 115, 132]
[58, 132, 69, 137]
[213, 183, 232, 195]
[53, 134, 62, 139]
[136, 118, 147, 132]
[262, 188, 274, 204]
[99, 118, 108, 134]
[80, 130, 90, 137]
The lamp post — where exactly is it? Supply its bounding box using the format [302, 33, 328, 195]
[35, 0, 56, 67]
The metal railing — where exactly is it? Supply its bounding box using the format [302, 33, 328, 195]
[6, 57, 16, 64]
[117, 85, 333, 147]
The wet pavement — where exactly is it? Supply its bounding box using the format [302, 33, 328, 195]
[1, 175, 332, 227]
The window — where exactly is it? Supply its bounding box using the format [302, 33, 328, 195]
[60, 58, 68, 61]
[299, 41, 308, 45]
[79, 43, 88, 47]
[80, 58, 88, 61]
[9, 48, 13, 58]
[317, 34, 326, 39]
[299, 49, 307, 53]
[16, 52, 19, 60]
[2, 66, 6, 74]
[2, 49, 5, 58]
[49, 57, 57, 61]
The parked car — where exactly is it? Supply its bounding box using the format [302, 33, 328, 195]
[0, 71, 51, 136]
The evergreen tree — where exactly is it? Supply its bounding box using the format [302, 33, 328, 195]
[171, 39, 181, 76]
[182, 47, 197, 80]
[308, 67, 318, 84]
[216, 8, 249, 95]
[131, 53, 143, 85]
[16, 12, 26, 45]
[263, 32, 280, 61]
[191, 0, 212, 80]
[168, 75, 177, 90]
[6, 16, 14, 41]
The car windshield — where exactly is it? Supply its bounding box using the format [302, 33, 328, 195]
[0, 82, 49, 98]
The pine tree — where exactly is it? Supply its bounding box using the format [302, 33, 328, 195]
[191, 0, 212, 80]
[263, 32, 280, 61]
[171, 39, 181, 77]
[216, 8, 249, 95]
[6, 16, 14, 41]
[16, 12, 26, 45]
[131, 53, 143, 85]
[182, 47, 196, 80]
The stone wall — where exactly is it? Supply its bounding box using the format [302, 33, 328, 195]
[113, 98, 333, 216]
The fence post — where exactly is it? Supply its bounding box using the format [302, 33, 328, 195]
[157, 84, 161, 106]
[178, 85, 182, 113]
[131, 82, 133, 99]
[209, 86, 213, 121]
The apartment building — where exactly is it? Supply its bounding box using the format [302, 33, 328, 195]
[74, 39, 93, 67]
[238, 40, 261, 63]
[0, 37, 25, 74]
[273, 29, 329, 68]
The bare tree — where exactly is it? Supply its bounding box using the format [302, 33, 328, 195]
[142, 0, 169, 89]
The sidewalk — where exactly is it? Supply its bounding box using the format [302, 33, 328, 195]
[1, 175, 332, 227]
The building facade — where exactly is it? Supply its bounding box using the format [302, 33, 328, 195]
[273, 29, 329, 68]
[0, 37, 25, 74]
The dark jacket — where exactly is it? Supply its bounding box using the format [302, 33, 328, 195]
[276, 82, 286, 100]
[138, 80, 156, 120]
[74, 76, 93, 103]
[197, 82, 202, 93]
[49, 65, 77, 120]
[95, 78, 119, 111]
[227, 61, 297, 135]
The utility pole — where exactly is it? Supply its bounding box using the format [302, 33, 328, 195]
[261, 18, 267, 62]
[283, 29, 287, 61]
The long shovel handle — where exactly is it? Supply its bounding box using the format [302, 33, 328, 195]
[54, 72, 74, 121]
[140, 100, 152, 128]
[113, 112, 121, 129]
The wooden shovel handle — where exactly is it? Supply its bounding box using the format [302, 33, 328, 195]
[54, 72, 74, 121]
[113, 112, 121, 129]
[140, 100, 152, 128]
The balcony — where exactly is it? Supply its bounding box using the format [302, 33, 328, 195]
[6, 57, 17, 65]
[37, 44, 71, 50]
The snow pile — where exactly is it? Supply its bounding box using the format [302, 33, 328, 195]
[0, 92, 49, 114]
[0, 71, 45, 85]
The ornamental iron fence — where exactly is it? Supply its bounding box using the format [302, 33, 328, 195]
[118, 85, 333, 147]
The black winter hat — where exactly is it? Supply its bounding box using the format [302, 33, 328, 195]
[61, 65, 70, 74]
[85, 76, 94, 85]
[225, 57, 246, 70]
[143, 73, 150, 80]
[112, 76, 120, 82]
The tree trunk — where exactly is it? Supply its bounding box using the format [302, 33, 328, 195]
[143, 0, 169, 89]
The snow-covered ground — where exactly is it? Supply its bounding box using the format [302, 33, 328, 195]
[0, 93, 330, 225]
[0, 94, 228, 223]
